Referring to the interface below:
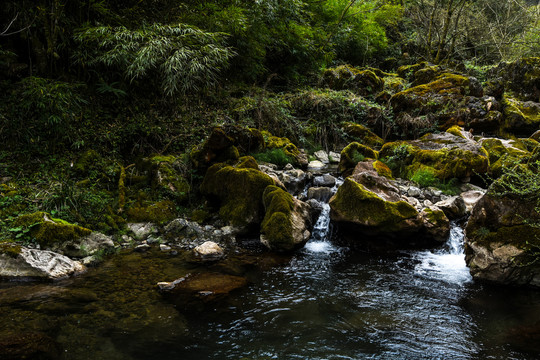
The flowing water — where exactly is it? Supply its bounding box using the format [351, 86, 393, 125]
[2, 197, 540, 358]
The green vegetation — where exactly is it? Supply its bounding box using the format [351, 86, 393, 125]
[252, 149, 293, 168]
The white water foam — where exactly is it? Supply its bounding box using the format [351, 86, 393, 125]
[414, 223, 472, 285]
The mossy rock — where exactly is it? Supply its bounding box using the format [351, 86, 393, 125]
[339, 142, 379, 175]
[383, 75, 407, 94]
[126, 200, 176, 223]
[411, 65, 443, 86]
[342, 122, 384, 147]
[329, 178, 418, 234]
[322, 65, 384, 96]
[221, 125, 265, 154]
[446, 125, 468, 139]
[397, 62, 428, 80]
[141, 155, 191, 203]
[481, 138, 529, 176]
[260, 186, 310, 252]
[390, 73, 481, 115]
[373, 160, 393, 179]
[490, 57, 540, 102]
[501, 96, 540, 137]
[381, 133, 489, 180]
[0, 242, 22, 258]
[190, 127, 241, 169]
[200, 157, 275, 228]
[13, 212, 91, 248]
[465, 181, 540, 287]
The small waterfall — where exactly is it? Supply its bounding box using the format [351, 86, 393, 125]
[303, 177, 343, 254]
[414, 221, 472, 285]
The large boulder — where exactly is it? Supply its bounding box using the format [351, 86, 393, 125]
[139, 155, 191, 203]
[465, 166, 540, 287]
[489, 57, 540, 102]
[200, 157, 275, 229]
[0, 246, 86, 280]
[329, 162, 449, 247]
[380, 131, 489, 180]
[260, 186, 312, 252]
[500, 97, 540, 137]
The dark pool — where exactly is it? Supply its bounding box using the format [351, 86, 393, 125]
[1, 224, 540, 359]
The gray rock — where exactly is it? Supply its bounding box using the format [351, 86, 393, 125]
[193, 241, 224, 261]
[307, 187, 333, 202]
[127, 223, 157, 240]
[0, 248, 86, 280]
[160, 244, 172, 252]
[407, 186, 422, 198]
[461, 190, 485, 213]
[308, 160, 325, 171]
[313, 174, 337, 187]
[56, 232, 114, 258]
[134, 244, 151, 252]
[435, 196, 467, 219]
[314, 150, 329, 164]
[329, 151, 341, 164]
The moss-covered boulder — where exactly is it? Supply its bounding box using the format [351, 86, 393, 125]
[12, 212, 91, 248]
[260, 186, 312, 252]
[489, 57, 540, 102]
[465, 176, 540, 287]
[390, 73, 482, 115]
[501, 96, 540, 137]
[342, 122, 384, 147]
[330, 165, 449, 246]
[322, 65, 384, 96]
[190, 126, 246, 169]
[338, 142, 378, 175]
[480, 138, 530, 176]
[380, 131, 489, 180]
[200, 157, 275, 229]
[140, 155, 191, 203]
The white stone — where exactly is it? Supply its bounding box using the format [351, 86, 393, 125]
[328, 151, 341, 163]
[127, 222, 157, 240]
[193, 241, 224, 261]
[307, 160, 325, 171]
[314, 150, 329, 163]
[0, 247, 86, 280]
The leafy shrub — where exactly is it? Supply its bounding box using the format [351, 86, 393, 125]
[74, 23, 234, 96]
[410, 168, 460, 195]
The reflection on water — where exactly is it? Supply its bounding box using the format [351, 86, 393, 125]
[1, 223, 540, 359]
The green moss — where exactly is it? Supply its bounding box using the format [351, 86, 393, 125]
[190, 209, 211, 224]
[339, 142, 378, 174]
[406, 147, 488, 180]
[126, 200, 176, 223]
[342, 122, 384, 147]
[446, 125, 466, 139]
[373, 160, 392, 178]
[200, 161, 275, 227]
[260, 186, 296, 251]
[423, 207, 446, 224]
[482, 138, 529, 176]
[330, 178, 418, 231]
[264, 133, 300, 158]
[502, 97, 540, 135]
[397, 62, 428, 79]
[252, 148, 292, 167]
[0, 243, 22, 258]
[73, 150, 101, 174]
[13, 212, 91, 247]
[143, 155, 191, 203]
[235, 156, 260, 170]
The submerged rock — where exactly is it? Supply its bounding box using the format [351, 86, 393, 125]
[56, 232, 115, 258]
[159, 272, 248, 307]
[0, 247, 86, 280]
[0, 331, 60, 360]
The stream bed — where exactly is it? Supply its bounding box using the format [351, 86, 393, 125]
[1, 222, 540, 359]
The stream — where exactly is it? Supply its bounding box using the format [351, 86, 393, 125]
[2, 182, 540, 359]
